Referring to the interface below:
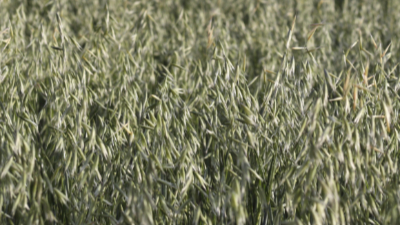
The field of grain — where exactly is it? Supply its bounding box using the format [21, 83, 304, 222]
[1, 0, 400, 224]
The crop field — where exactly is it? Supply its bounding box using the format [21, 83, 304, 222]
[1, 0, 400, 224]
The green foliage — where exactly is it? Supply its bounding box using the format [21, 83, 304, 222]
[1, 0, 400, 224]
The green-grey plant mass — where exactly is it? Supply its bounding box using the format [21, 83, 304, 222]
[1, 0, 400, 224]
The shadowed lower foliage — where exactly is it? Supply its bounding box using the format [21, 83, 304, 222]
[1, 0, 400, 224]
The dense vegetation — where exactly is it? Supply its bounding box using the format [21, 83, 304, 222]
[1, 0, 400, 224]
